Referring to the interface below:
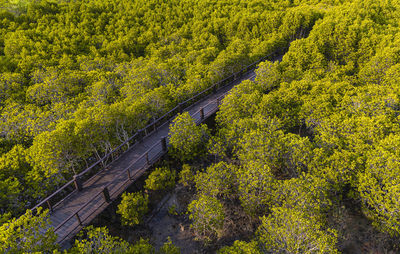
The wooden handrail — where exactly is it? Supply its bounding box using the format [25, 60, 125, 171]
[31, 49, 282, 214]
[51, 80, 244, 244]
[31, 179, 74, 212]
[32, 131, 143, 212]
[53, 137, 169, 240]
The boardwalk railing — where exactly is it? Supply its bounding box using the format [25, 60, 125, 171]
[31, 48, 285, 222]
[52, 89, 227, 244]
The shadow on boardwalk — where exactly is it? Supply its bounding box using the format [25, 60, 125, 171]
[35, 51, 284, 247]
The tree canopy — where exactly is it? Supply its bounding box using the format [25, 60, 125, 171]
[3, 0, 400, 253]
[0, 0, 325, 218]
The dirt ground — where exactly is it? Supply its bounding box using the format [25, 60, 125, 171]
[330, 199, 399, 254]
[88, 159, 400, 254]
[90, 183, 205, 253]
[147, 188, 202, 253]
[90, 184, 400, 254]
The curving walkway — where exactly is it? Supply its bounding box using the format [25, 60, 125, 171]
[37, 52, 283, 247]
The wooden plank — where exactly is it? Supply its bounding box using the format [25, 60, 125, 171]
[45, 53, 281, 247]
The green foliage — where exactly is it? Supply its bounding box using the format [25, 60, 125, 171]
[358, 134, 400, 236]
[168, 204, 179, 216]
[169, 112, 209, 161]
[0, 0, 328, 216]
[0, 144, 31, 215]
[117, 192, 149, 227]
[145, 167, 176, 191]
[178, 164, 195, 187]
[188, 194, 225, 240]
[69, 226, 154, 254]
[273, 173, 333, 219]
[69, 226, 131, 254]
[194, 162, 236, 199]
[130, 238, 155, 254]
[4, 0, 400, 251]
[234, 116, 313, 179]
[216, 80, 263, 128]
[257, 207, 339, 254]
[257, 80, 307, 130]
[206, 0, 400, 250]
[0, 209, 58, 253]
[218, 240, 261, 254]
[254, 61, 281, 92]
[158, 237, 181, 254]
[0, 212, 11, 225]
[236, 161, 276, 215]
[0, 72, 25, 105]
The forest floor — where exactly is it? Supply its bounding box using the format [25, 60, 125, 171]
[87, 117, 399, 254]
[147, 186, 201, 253]
[87, 116, 222, 253]
[328, 196, 398, 254]
[88, 167, 399, 254]
[90, 177, 255, 253]
[90, 182, 204, 253]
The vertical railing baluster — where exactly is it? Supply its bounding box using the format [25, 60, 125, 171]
[47, 200, 53, 212]
[29, 49, 284, 232]
[74, 175, 82, 191]
[127, 168, 131, 180]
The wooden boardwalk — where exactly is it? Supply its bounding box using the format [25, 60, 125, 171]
[32, 51, 283, 246]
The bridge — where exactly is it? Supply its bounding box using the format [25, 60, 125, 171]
[32, 49, 284, 246]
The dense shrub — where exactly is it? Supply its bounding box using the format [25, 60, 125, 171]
[145, 167, 176, 191]
[159, 237, 181, 254]
[117, 192, 149, 226]
[178, 164, 195, 187]
[188, 194, 225, 240]
[169, 112, 209, 162]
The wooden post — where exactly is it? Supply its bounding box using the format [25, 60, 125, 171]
[146, 152, 150, 165]
[102, 187, 111, 203]
[47, 200, 53, 212]
[127, 168, 131, 180]
[73, 175, 82, 191]
[140, 128, 146, 142]
[213, 84, 217, 93]
[75, 213, 82, 226]
[200, 107, 204, 120]
[161, 137, 167, 152]
[144, 127, 148, 136]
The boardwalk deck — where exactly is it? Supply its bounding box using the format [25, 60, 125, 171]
[35, 52, 283, 246]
